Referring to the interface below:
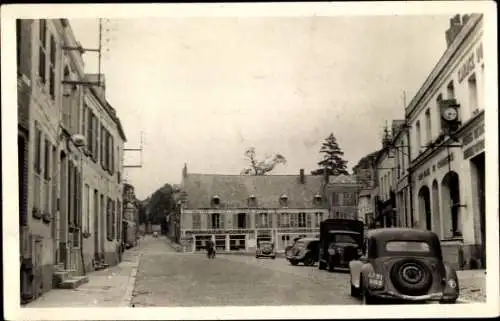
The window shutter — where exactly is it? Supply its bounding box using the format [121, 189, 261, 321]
[246, 213, 251, 229]
[277, 213, 281, 227]
[220, 214, 225, 229]
[267, 213, 272, 228]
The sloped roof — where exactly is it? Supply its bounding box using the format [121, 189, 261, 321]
[329, 174, 358, 184]
[182, 174, 325, 209]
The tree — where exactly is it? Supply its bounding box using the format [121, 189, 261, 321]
[311, 133, 349, 176]
[240, 147, 287, 175]
[146, 183, 175, 225]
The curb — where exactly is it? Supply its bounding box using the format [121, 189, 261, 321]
[121, 253, 141, 307]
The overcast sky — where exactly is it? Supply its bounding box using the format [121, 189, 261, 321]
[69, 15, 451, 200]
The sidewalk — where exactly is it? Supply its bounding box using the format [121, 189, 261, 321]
[24, 247, 141, 308]
[457, 269, 487, 303]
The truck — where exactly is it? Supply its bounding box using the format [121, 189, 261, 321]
[318, 218, 364, 272]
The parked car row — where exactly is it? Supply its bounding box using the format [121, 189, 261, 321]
[265, 219, 461, 305]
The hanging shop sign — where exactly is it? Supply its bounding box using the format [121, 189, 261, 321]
[463, 121, 485, 159]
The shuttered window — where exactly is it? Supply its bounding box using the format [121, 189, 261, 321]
[38, 19, 47, 83]
[49, 34, 56, 99]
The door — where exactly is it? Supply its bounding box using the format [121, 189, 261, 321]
[94, 189, 99, 257]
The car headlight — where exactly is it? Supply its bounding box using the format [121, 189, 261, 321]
[447, 279, 457, 289]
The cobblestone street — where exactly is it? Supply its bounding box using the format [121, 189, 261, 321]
[131, 237, 358, 307]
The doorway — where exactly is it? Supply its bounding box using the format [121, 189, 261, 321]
[93, 189, 99, 259]
[418, 186, 431, 230]
[471, 153, 486, 267]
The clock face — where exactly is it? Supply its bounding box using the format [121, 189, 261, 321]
[443, 107, 458, 121]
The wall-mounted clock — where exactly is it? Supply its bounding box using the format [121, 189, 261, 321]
[443, 107, 458, 121]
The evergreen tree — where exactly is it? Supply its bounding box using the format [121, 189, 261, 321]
[311, 133, 349, 176]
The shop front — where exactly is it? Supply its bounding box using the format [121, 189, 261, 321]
[459, 112, 485, 268]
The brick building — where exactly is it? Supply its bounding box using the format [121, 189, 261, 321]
[179, 166, 329, 253]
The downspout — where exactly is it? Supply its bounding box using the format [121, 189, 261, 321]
[79, 149, 86, 275]
[406, 120, 415, 228]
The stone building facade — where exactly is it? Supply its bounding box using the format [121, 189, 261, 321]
[17, 19, 127, 303]
[325, 174, 360, 220]
[179, 166, 329, 253]
[406, 13, 486, 269]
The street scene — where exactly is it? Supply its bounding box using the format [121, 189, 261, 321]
[4, 2, 496, 317]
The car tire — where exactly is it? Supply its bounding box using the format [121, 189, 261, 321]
[272, 256, 276, 260]
[318, 261, 327, 270]
[327, 260, 335, 272]
[290, 259, 298, 266]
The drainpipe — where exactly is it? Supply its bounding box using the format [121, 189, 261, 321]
[79, 149, 86, 275]
[406, 121, 415, 228]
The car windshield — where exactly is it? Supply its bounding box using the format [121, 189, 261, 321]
[332, 233, 359, 243]
[385, 241, 431, 252]
[295, 241, 306, 248]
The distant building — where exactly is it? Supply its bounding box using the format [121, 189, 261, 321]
[353, 150, 381, 229]
[325, 174, 361, 220]
[178, 166, 328, 253]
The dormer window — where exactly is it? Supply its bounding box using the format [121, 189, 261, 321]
[211, 195, 220, 206]
[279, 194, 288, 207]
[314, 193, 323, 205]
[248, 195, 257, 207]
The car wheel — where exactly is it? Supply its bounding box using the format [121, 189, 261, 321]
[318, 261, 327, 270]
[327, 260, 335, 272]
[272, 256, 276, 260]
[290, 259, 298, 266]
[391, 259, 433, 296]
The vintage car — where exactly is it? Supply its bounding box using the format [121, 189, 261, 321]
[256, 241, 276, 259]
[286, 238, 320, 266]
[324, 231, 363, 272]
[349, 228, 460, 304]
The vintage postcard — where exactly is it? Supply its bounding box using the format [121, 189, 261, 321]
[1, 1, 498, 320]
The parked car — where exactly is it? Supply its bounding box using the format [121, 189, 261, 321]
[285, 238, 320, 266]
[318, 219, 364, 272]
[349, 228, 460, 304]
[256, 241, 276, 259]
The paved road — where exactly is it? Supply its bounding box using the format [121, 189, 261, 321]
[131, 237, 358, 307]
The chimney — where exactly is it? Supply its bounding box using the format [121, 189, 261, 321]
[299, 169, 305, 184]
[445, 14, 464, 47]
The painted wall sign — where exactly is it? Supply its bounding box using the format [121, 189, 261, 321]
[458, 42, 483, 83]
[417, 152, 455, 181]
[463, 121, 485, 160]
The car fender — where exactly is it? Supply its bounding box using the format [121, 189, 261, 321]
[349, 260, 364, 287]
[360, 262, 375, 288]
[443, 262, 460, 296]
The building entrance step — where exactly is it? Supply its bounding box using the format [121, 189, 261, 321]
[57, 276, 89, 289]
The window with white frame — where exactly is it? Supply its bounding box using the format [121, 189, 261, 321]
[425, 109, 431, 144]
[192, 213, 201, 229]
[38, 19, 47, 84]
[258, 213, 270, 228]
[280, 212, 290, 227]
[468, 73, 478, 111]
[415, 120, 421, 153]
[49, 34, 56, 99]
[298, 213, 306, 227]
[447, 81, 455, 100]
[84, 184, 90, 233]
[211, 213, 222, 229]
[315, 212, 324, 227]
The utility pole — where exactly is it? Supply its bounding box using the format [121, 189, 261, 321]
[403, 90, 415, 228]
